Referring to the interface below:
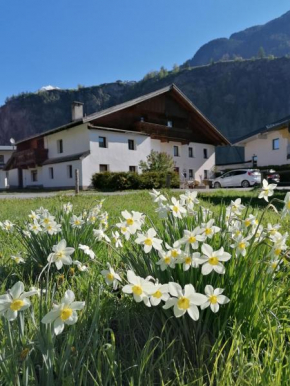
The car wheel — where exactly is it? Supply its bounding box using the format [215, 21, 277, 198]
[241, 180, 250, 188]
[214, 182, 221, 189]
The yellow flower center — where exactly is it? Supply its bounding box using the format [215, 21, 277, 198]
[132, 285, 143, 296]
[238, 242, 246, 250]
[127, 218, 134, 226]
[60, 307, 73, 321]
[209, 256, 219, 265]
[171, 250, 179, 258]
[188, 236, 196, 243]
[164, 257, 171, 264]
[173, 206, 179, 213]
[144, 238, 152, 246]
[15, 258, 20, 263]
[185, 257, 191, 264]
[244, 220, 251, 227]
[177, 297, 190, 310]
[205, 228, 212, 235]
[209, 295, 218, 304]
[106, 273, 114, 281]
[56, 251, 64, 260]
[287, 201, 290, 210]
[75, 220, 80, 225]
[10, 299, 25, 311]
[43, 218, 50, 224]
[270, 229, 276, 235]
[274, 249, 281, 256]
[153, 290, 162, 298]
[121, 227, 127, 233]
[271, 262, 278, 270]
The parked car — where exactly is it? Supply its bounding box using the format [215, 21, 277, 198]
[212, 169, 261, 188]
[263, 169, 280, 184]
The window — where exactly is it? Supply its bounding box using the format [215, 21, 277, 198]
[99, 136, 107, 148]
[273, 138, 279, 150]
[99, 164, 108, 172]
[173, 146, 179, 157]
[189, 169, 194, 179]
[203, 149, 208, 159]
[67, 165, 73, 179]
[167, 120, 173, 127]
[188, 147, 194, 158]
[129, 166, 137, 172]
[49, 167, 54, 179]
[204, 170, 208, 179]
[31, 170, 38, 182]
[57, 139, 63, 154]
[0, 155, 4, 164]
[128, 139, 135, 150]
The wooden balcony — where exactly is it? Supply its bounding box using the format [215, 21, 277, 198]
[134, 121, 192, 143]
[5, 148, 48, 170]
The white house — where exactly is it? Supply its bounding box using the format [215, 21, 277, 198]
[235, 115, 290, 167]
[0, 146, 18, 189]
[5, 84, 229, 189]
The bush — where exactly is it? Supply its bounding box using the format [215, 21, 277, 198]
[91, 171, 180, 191]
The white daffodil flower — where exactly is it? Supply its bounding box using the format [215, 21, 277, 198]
[231, 235, 251, 257]
[22, 230, 31, 238]
[243, 214, 257, 229]
[28, 220, 42, 234]
[267, 223, 281, 236]
[63, 202, 73, 214]
[41, 214, 56, 226]
[200, 285, 230, 313]
[157, 250, 176, 270]
[42, 221, 61, 235]
[121, 210, 143, 234]
[111, 231, 123, 248]
[169, 197, 187, 219]
[201, 219, 221, 239]
[41, 289, 85, 335]
[155, 203, 170, 219]
[0, 282, 38, 321]
[36, 207, 50, 216]
[228, 198, 245, 216]
[47, 239, 75, 270]
[149, 283, 169, 306]
[93, 229, 111, 242]
[149, 189, 167, 204]
[116, 221, 131, 240]
[282, 192, 290, 218]
[174, 227, 205, 249]
[163, 283, 207, 320]
[70, 215, 84, 229]
[180, 249, 202, 271]
[101, 263, 122, 290]
[11, 253, 25, 264]
[135, 228, 163, 253]
[258, 179, 277, 202]
[164, 243, 182, 260]
[73, 260, 89, 272]
[78, 244, 95, 259]
[0, 220, 14, 232]
[122, 270, 156, 304]
[198, 244, 231, 275]
[269, 232, 288, 258]
[180, 190, 199, 209]
[267, 258, 281, 273]
[28, 210, 40, 221]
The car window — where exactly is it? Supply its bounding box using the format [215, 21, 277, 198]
[235, 171, 247, 175]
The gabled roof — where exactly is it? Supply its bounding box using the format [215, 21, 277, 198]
[235, 115, 290, 144]
[17, 84, 230, 146]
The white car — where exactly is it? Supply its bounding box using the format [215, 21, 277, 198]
[212, 169, 261, 188]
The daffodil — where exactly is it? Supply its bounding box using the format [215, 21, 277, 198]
[78, 244, 95, 259]
[135, 228, 162, 253]
[163, 283, 207, 320]
[199, 244, 231, 275]
[28, 220, 42, 234]
[93, 228, 111, 242]
[149, 283, 169, 306]
[63, 202, 73, 214]
[0, 220, 14, 232]
[70, 215, 84, 229]
[116, 221, 131, 240]
[201, 219, 221, 239]
[169, 197, 187, 219]
[200, 285, 230, 313]
[122, 270, 156, 304]
[41, 289, 85, 335]
[228, 198, 245, 216]
[73, 260, 89, 272]
[101, 263, 122, 290]
[282, 192, 290, 218]
[11, 253, 25, 264]
[180, 190, 199, 209]
[180, 249, 202, 271]
[28, 210, 40, 221]
[149, 189, 167, 204]
[230, 235, 250, 257]
[0, 282, 37, 321]
[42, 221, 61, 235]
[174, 227, 205, 249]
[47, 239, 74, 270]
[111, 231, 123, 248]
[258, 179, 277, 202]
[121, 210, 143, 234]
[157, 250, 176, 270]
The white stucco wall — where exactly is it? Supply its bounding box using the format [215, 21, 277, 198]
[41, 161, 82, 188]
[242, 128, 290, 167]
[44, 124, 90, 159]
[0, 149, 14, 189]
[22, 167, 43, 188]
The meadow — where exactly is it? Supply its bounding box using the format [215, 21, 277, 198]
[0, 187, 289, 385]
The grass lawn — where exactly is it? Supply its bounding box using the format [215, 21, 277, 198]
[0, 189, 289, 385]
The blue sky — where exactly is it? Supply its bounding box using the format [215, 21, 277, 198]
[0, 0, 290, 105]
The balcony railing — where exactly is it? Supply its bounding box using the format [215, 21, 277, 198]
[134, 121, 192, 142]
[9, 148, 48, 168]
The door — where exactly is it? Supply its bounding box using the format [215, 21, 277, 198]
[18, 168, 23, 188]
[220, 171, 232, 187]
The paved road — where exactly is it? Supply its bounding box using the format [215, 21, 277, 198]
[0, 186, 289, 199]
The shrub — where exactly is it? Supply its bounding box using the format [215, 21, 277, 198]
[91, 171, 180, 191]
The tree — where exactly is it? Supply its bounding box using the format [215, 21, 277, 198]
[172, 63, 180, 73]
[139, 150, 175, 173]
[158, 66, 168, 79]
[258, 46, 266, 59]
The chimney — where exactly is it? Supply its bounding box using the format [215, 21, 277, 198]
[71, 101, 84, 121]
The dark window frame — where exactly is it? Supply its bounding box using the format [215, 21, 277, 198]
[128, 139, 135, 150]
[173, 146, 179, 157]
[189, 169, 194, 179]
[203, 148, 208, 159]
[99, 164, 108, 172]
[129, 166, 137, 172]
[188, 147, 193, 158]
[67, 165, 73, 179]
[57, 139, 63, 154]
[99, 136, 107, 148]
[31, 170, 38, 182]
[49, 167, 54, 179]
[272, 138, 279, 150]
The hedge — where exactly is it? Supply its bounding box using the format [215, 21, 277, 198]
[91, 171, 180, 191]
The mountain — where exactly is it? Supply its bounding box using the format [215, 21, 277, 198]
[1, 57, 290, 144]
[189, 10, 290, 66]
